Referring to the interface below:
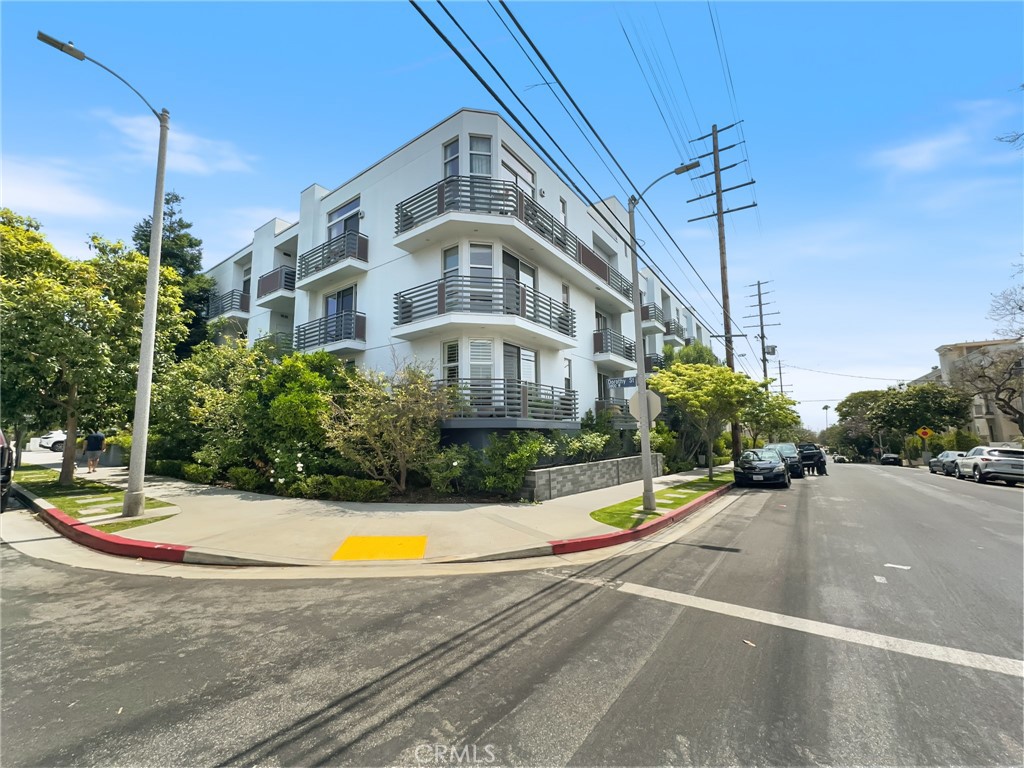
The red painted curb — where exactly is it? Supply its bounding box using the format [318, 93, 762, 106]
[549, 483, 734, 556]
[36, 504, 190, 563]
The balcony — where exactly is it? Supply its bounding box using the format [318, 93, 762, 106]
[294, 311, 366, 353]
[644, 353, 665, 372]
[663, 319, 686, 347]
[440, 378, 578, 427]
[255, 266, 296, 311]
[296, 231, 369, 290]
[393, 277, 576, 350]
[595, 397, 638, 429]
[253, 331, 294, 358]
[641, 304, 665, 335]
[593, 328, 635, 372]
[394, 176, 632, 312]
[208, 290, 249, 323]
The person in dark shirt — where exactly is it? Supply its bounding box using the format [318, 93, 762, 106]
[84, 430, 106, 474]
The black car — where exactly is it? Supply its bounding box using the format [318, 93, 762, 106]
[796, 442, 823, 469]
[928, 450, 964, 475]
[880, 453, 902, 466]
[0, 428, 13, 513]
[763, 442, 805, 478]
[733, 448, 791, 488]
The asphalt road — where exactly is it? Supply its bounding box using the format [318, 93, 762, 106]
[2, 464, 1021, 767]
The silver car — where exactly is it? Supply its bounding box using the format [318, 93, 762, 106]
[929, 450, 965, 476]
[954, 446, 1024, 486]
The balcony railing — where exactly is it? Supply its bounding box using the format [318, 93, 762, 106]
[208, 290, 250, 317]
[297, 231, 369, 282]
[253, 331, 293, 357]
[664, 319, 684, 337]
[644, 353, 665, 372]
[641, 304, 665, 324]
[294, 311, 366, 350]
[395, 176, 632, 301]
[595, 398, 631, 416]
[593, 328, 636, 361]
[256, 266, 296, 298]
[394, 276, 576, 337]
[440, 378, 577, 421]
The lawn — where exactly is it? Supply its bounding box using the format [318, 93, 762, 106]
[590, 472, 734, 530]
[14, 464, 173, 520]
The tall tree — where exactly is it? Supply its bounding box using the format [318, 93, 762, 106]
[951, 345, 1024, 434]
[867, 383, 972, 440]
[649, 363, 762, 479]
[741, 388, 801, 446]
[132, 192, 215, 360]
[988, 263, 1024, 339]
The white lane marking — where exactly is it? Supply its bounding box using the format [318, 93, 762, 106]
[617, 582, 1023, 678]
[884, 563, 912, 570]
[874, 575, 888, 584]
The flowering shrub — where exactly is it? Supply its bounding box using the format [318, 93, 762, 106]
[425, 444, 480, 495]
[482, 432, 555, 497]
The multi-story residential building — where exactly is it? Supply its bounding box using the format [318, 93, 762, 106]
[205, 108, 704, 447]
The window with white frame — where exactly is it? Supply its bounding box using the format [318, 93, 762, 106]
[443, 341, 460, 383]
[469, 339, 493, 380]
[444, 138, 459, 177]
[559, 198, 568, 226]
[469, 136, 492, 176]
[327, 197, 360, 241]
[501, 145, 535, 197]
[564, 358, 572, 391]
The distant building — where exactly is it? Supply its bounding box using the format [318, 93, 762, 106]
[203, 108, 707, 447]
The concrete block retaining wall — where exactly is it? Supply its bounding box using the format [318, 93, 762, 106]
[522, 453, 664, 502]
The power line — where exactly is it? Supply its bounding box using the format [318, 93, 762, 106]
[781, 363, 913, 382]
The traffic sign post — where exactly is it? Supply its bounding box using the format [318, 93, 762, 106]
[916, 427, 934, 465]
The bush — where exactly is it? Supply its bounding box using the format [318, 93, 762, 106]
[482, 432, 555, 497]
[425, 444, 481, 495]
[560, 432, 610, 463]
[182, 463, 216, 484]
[226, 466, 270, 493]
[147, 459, 185, 478]
[285, 474, 389, 502]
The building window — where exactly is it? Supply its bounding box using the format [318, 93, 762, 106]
[443, 246, 459, 279]
[444, 138, 459, 177]
[559, 198, 568, 226]
[469, 244, 493, 312]
[564, 358, 572, 391]
[443, 341, 459, 383]
[501, 145, 535, 197]
[504, 343, 537, 383]
[328, 197, 360, 241]
[561, 283, 570, 307]
[469, 339, 493, 380]
[469, 136, 491, 176]
[242, 266, 251, 296]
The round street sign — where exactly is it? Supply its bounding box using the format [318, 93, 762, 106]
[916, 427, 934, 439]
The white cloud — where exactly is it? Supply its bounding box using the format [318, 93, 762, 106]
[101, 112, 256, 176]
[868, 129, 970, 173]
[0, 157, 135, 220]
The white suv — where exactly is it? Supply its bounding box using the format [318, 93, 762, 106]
[38, 430, 67, 452]
[954, 446, 1024, 487]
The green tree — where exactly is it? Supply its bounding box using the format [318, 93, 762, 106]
[867, 384, 972, 443]
[740, 388, 801, 446]
[132, 192, 215, 360]
[321, 363, 455, 493]
[0, 210, 186, 484]
[950, 345, 1024, 435]
[663, 341, 721, 367]
[649, 363, 762, 479]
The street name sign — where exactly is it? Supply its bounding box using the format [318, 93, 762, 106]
[609, 376, 637, 388]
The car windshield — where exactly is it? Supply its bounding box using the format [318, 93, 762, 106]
[743, 449, 781, 462]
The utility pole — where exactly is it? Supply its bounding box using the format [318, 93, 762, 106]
[744, 280, 780, 387]
[688, 122, 757, 460]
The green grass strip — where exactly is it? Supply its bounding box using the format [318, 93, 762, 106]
[14, 464, 172, 519]
[93, 515, 175, 534]
[590, 472, 734, 530]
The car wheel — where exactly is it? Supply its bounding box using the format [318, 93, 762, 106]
[973, 465, 986, 483]
[0, 491, 8, 513]
[50, 441, 64, 452]
[929, 466, 936, 474]
[1007, 480, 1018, 487]
[943, 466, 952, 476]
[954, 465, 965, 480]
[782, 474, 791, 489]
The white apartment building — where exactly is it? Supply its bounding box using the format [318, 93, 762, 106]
[205, 109, 706, 447]
[935, 338, 1023, 445]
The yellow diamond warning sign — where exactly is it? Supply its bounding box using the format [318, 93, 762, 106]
[916, 427, 934, 439]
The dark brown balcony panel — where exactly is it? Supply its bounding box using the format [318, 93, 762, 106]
[440, 378, 577, 421]
[393, 276, 576, 337]
[593, 328, 636, 360]
[297, 231, 369, 281]
[641, 304, 664, 324]
[664, 319, 683, 337]
[644, 354, 665, 372]
[208, 290, 249, 317]
[395, 176, 632, 301]
[256, 266, 296, 298]
[294, 311, 366, 350]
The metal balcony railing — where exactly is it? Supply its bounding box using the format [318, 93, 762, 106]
[644, 353, 665, 372]
[641, 304, 665, 324]
[208, 290, 250, 317]
[439, 378, 577, 421]
[593, 328, 636, 361]
[294, 311, 366, 350]
[297, 231, 369, 281]
[256, 266, 296, 298]
[253, 332, 293, 357]
[395, 176, 632, 301]
[664, 319, 684, 337]
[595, 398, 631, 416]
[394, 276, 576, 337]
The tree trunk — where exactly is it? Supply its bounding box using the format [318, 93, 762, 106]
[59, 385, 79, 486]
[13, 425, 25, 469]
[706, 436, 714, 481]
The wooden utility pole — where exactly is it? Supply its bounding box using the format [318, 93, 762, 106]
[745, 280, 780, 387]
[688, 122, 757, 460]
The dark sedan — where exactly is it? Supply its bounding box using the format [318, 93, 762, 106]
[763, 442, 805, 478]
[733, 448, 791, 488]
[929, 450, 965, 475]
[881, 453, 902, 466]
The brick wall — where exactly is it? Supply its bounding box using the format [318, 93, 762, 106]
[521, 454, 664, 501]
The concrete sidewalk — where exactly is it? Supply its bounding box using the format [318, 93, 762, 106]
[10, 454, 735, 567]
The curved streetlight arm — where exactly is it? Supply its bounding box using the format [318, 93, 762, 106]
[37, 31, 161, 119]
[631, 160, 701, 207]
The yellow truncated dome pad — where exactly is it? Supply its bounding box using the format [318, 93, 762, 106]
[332, 536, 428, 561]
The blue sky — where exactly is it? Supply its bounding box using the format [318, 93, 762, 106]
[4, 1, 1021, 431]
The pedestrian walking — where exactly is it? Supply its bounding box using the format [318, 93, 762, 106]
[816, 446, 828, 476]
[84, 429, 106, 473]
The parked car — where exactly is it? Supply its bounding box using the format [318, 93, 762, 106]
[0, 428, 12, 512]
[796, 442, 823, 470]
[763, 442, 805, 478]
[733, 448, 791, 488]
[929, 450, 965, 476]
[880, 453, 902, 466]
[39, 430, 67, 452]
[953, 446, 1024, 486]
[832, 454, 848, 463]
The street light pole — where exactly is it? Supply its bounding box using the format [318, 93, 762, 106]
[628, 161, 700, 512]
[38, 31, 169, 517]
